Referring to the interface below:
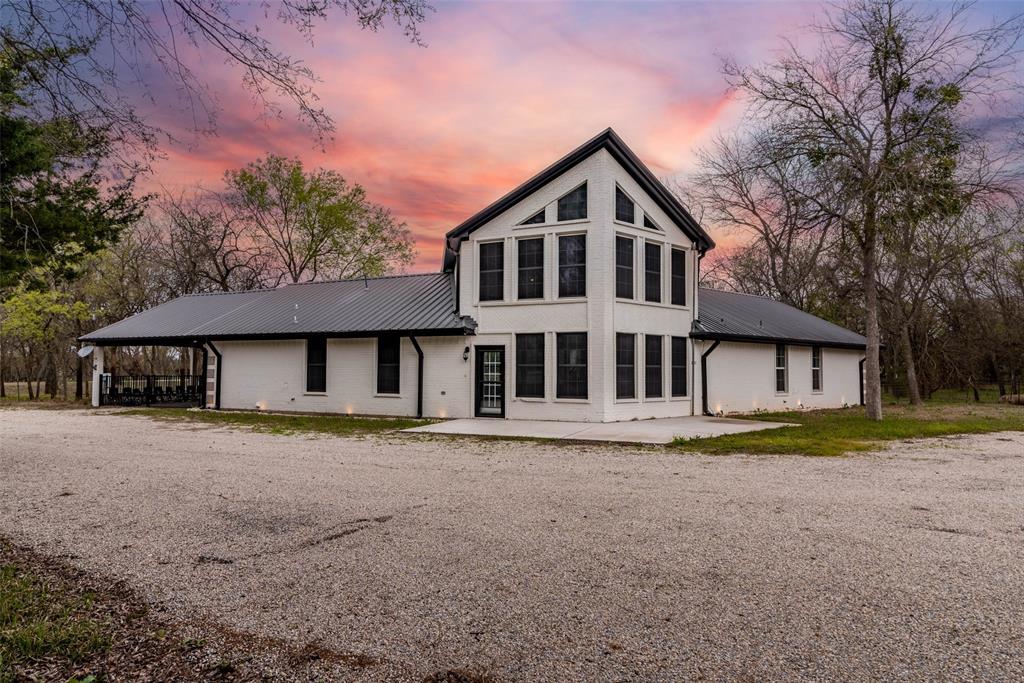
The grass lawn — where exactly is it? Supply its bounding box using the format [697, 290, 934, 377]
[121, 407, 434, 436]
[674, 403, 1024, 457]
[0, 558, 109, 683]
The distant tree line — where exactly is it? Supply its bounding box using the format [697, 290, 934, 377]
[687, 0, 1024, 415]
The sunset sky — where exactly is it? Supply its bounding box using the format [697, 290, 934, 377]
[139, 0, 1021, 270]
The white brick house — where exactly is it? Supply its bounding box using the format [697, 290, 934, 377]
[81, 129, 866, 419]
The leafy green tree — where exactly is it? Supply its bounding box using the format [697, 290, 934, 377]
[225, 155, 415, 284]
[0, 46, 144, 289]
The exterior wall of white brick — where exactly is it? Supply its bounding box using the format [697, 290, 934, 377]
[454, 148, 700, 422]
[701, 340, 863, 414]
[217, 336, 470, 417]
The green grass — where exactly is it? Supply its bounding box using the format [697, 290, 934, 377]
[0, 565, 110, 682]
[121, 407, 434, 436]
[674, 403, 1024, 457]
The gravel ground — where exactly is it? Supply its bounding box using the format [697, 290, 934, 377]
[1, 409, 1022, 682]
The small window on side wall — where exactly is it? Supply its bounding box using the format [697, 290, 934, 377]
[615, 187, 635, 223]
[643, 214, 661, 230]
[775, 344, 788, 393]
[645, 242, 662, 303]
[557, 183, 587, 221]
[812, 346, 823, 392]
[306, 337, 327, 393]
[671, 248, 686, 306]
[377, 336, 400, 394]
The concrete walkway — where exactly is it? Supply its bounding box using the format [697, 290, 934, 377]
[403, 415, 792, 445]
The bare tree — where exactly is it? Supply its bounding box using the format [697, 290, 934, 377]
[722, 0, 1024, 419]
[158, 191, 272, 294]
[2, 0, 433, 162]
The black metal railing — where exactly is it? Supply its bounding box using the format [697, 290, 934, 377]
[98, 374, 204, 407]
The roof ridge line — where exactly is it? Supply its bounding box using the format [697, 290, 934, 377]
[283, 272, 442, 287]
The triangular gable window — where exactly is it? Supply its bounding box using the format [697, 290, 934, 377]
[615, 186, 635, 223]
[557, 183, 587, 221]
[519, 209, 545, 225]
[643, 213, 661, 231]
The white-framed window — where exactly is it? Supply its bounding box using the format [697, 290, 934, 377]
[305, 337, 327, 393]
[615, 333, 636, 400]
[775, 343, 788, 393]
[614, 185, 635, 223]
[376, 336, 401, 395]
[558, 233, 586, 298]
[478, 241, 504, 302]
[812, 346, 823, 392]
[557, 182, 587, 221]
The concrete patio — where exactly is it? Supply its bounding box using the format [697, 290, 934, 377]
[402, 415, 793, 444]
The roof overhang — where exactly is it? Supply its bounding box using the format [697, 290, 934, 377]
[79, 326, 477, 346]
[442, 128, 715, 271]
[689, 331, 868, 351]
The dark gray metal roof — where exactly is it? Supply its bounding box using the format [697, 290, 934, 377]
[80, 273, 476, 344]
[693, 288, 867, 349]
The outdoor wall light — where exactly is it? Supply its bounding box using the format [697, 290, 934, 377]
[463, 346, 470, 362]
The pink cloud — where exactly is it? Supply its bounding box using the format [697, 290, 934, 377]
[139, 0, 817, 270]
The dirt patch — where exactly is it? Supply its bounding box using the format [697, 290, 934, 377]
[0, 538, 385, 681]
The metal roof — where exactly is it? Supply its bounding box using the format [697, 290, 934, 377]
[442, 128, 715, 270]
[80, 273, 476, 344]
[693, 288, 867, 349]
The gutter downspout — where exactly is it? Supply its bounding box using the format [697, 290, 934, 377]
[207, 340, 222, 410]
[409, 336, 424, 419]
[859, 357, 866, 406]
[701, 339, 720, 416]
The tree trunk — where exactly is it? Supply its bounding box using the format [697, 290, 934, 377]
[900, 323, 923, 406]
[862, 231, 884, 420]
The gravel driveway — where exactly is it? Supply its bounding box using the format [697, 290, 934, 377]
[2, 409, 1022, 682]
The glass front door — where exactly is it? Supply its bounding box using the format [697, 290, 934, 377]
[475, 346, 505, 417]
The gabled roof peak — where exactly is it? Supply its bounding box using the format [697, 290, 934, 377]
[442, 128, 714, 270]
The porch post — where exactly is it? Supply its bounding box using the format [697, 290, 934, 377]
[90, 346, 105, 407]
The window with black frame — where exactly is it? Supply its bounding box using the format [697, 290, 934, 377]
[478, 241, 504, 301]
[645, 242, 661, 302]
[377, 336, 400, 394]
[556, 332, 587, 399]
[615, 235, 633, 299]
[306, 337, 326, 393]
[671, 248, 686, 306]
[671, 337, 687, 397]
[517, 238, 544, 299]
[615, 186, 635, 223]
[812, 346, 823, 392]
[557, 183, 587, 221]
[645, 334, 663, 398]
[616, 333, 636, 400]
[515, 334, 545, 398]
[558, 234, 586, 297]
[775, 344, 788, 393]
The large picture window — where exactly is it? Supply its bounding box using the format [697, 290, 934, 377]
[517, 238, 544, 300]
[645, 242, 661, 303]
[558, 234, 586, 298]
[645, 335, 663, 398]
[306, 336, 326, 393]
[775, 344, 788, 393]
[812, 346, 823, 392]
[515, 334, 545, 398]
[377, 336, 401, 394]
[556, 332, 588, 399]
[557, 183, 587, 221]
[671, 337, 687, 397]
[671, 248, 686, 306]
[615, 236, 633, 299]
[478, 241, 504, 301]
[615, 186, 635, 223]
[616, 333, 636, 400]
